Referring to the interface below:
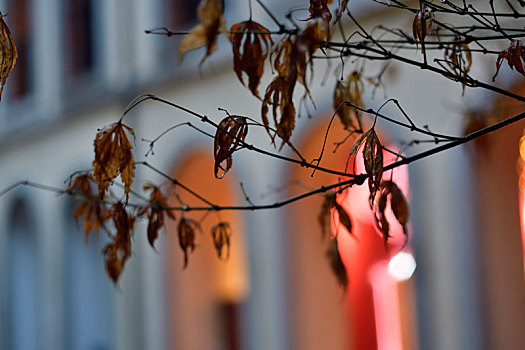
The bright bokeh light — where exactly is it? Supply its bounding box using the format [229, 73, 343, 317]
[388, 252, 416, 281]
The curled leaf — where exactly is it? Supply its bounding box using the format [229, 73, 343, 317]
[304, 0, 332, 37]
[412, 7, 434, 52]
[66, 173, 110, 242]
[444, 37, 472, 93]
[178, 0, 226, 65]
[333, 71, 365, 131]
[230, 20, 273, 99]
[0, 13, 17, 101]
[138, 183, 175, 249]
[92, 122, 135, 202]
[177, 217, 201, 268]
[103, 202, 135, 283]
[211, 222, 232, 259]
[214, 116, 248, 178]
[326, 237, 348, 289]
[363, 129, 383, 205]
[493, 40, 525, 81]
[373, 181, 409, 246]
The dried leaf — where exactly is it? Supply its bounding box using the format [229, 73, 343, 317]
[0, 13, 17, 101]
[333, 71, 365, 130]
[296, 19, 327, 96]
[326, 238, 348, 289]
[66, 173, 110, 242]
[138, 183, 175, 249]
[214, 116, 248, 178]
[92, 122, 135, 203]
[230, 21, 273, 99]
[318, 192, 336, 238]
[179, 0, 226, 65]
[103, 202, 135, 283]
[363, 129, 383, 205]
[373, 181, 409, 245]
[304, 0, 332, 37]
[334, 201, 353, 236]
[177, 217, 201, 268]
[493, 40, 525, 81]
[349, 131, 368, 158]
[211, 222, 232, 259]
[412, 7, 434, 52]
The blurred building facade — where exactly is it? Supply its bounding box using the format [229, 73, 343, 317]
[0, 0, 524, 349]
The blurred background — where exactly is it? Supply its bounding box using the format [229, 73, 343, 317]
[0, 0, 524, 349]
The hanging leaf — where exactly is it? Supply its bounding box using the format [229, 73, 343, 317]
[230, 20, 273, 99]
[296, 19, 327, 97]
[493, 40, 525, 81]
[318, 192, 337, 238]
[412, 7, 434, 52]
[66, 173, 110, 242]
[444, 37, 472, 93]
[92, 122, 135, 203]
[137, 183, 176, 249]
[363, 129, 383, 205]
[326, 237, 348, 289]
[334, 201, 353, 236]
[103, 202, 135, 283]
[211, 222, 232, 259]
[0, 13, 17, 101]
[373, 181, 409, 246]
[304, 0, 332, 37]
[179, 0, 226, 65]
[214, 116, 248, 178]
[333, 71, 365, 131]
[177, 217, 201, 268]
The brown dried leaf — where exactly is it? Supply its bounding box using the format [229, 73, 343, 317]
[318, 192, 336, 238]
[444, 37, 472, 93]
[230, 21, 273, 99]
[304, 0, 332, 37]
[334, 201, 353, 236]
[363, 129, 383, 205]
[139, 183, 175, 249]
[333, 71, 365, 130]
[493, 40, 525, 81]
[326, 237, 348, 289]
[373, 181, 409, 245]
[211, 222, 232, 259]
[412, 7, 434, 51]
[177, 217, 201, 268]
[214, 116, 248, 178]
[0, 13, 17, 101]
[179, 0, 226, 65]
[349, 131, 368, 158]
[103, 202, 135, 283]
[92, 122, 135, 203]
[66, 173, 110, 242]
[296, 19, 327, 96]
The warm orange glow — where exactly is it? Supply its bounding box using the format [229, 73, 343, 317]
[519, 130, 525, 276]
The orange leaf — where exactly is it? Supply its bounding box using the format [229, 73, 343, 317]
[214, 116, 248, 178]
[138, 183, 175, 249]
[230, 20, 273, 99]
[178, 0, 226, 65]
[0, 13, 17, 101]
[92, 122, 135, 203]
[304, 0, 332, 37]
[211, 222, 232, 259]
[412, 7, 434, 52]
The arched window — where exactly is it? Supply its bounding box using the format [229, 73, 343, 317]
[62, 198, 115, 350]
[6, 197, 39, 350]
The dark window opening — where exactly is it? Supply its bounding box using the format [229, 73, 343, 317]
[164, 0, 200, 30]
[6, 0, 32, 99]
[65, 0, 95, 78]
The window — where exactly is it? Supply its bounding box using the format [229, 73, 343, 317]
[64, 0, 95, 79]
[5, 0, 33, 99]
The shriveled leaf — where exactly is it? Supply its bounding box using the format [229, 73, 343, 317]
[363, 129, 383, 205]
[444, 37, 472, 93]
[318, 192, 337, 238]
[333, 71, 366, 130]
[493, 40, 525, 81]
[334, 201, 353, 236]
[214, 116, 248, 178]
[211, 222, 232, 259]
[230, 21, 273, 98]
[373, 181, 410, 246]
[92, 122, 135, 203]
[296, 19, 327, 96]
[412, 7, 434, 52]
[179, 0, 226, 65]
[103, 202, 135, 283]
[66, 173, 110, 242]
[138, 183, 175, 249]
[349, 131, 368, 158]
[0, 13, 17, 101]
[177, 217, 201, 268]
[304, 0, 332, 37]
[326, 238, 348, 289]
